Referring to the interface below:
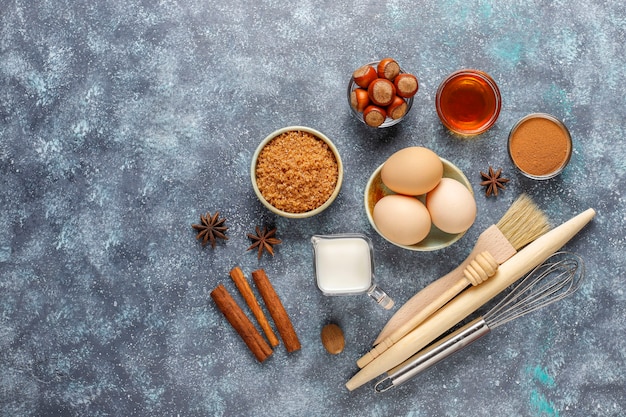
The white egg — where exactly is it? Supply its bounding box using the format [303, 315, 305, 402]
[426, 178, 476, 234]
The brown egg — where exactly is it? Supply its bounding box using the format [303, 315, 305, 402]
[373, 195, 432, 245]
[381, 147, 443, 195]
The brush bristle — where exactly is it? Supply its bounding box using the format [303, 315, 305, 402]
[496, 194, 551, 250]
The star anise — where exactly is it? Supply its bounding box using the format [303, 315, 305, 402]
[247, 226, 281, 259]
[192, 212, 228, 248]
[480, 167, 510, 197]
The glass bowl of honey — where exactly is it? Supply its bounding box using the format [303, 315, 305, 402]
[435, 69, 501, 135]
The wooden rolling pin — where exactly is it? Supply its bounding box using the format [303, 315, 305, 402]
[359, 195, 549, 368]
[345, 208, 595, 391]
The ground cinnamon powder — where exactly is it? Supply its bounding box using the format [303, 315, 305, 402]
[255, 130, 338, 213]
[509, 115, 572, 177]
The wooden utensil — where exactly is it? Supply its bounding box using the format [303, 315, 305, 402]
[358, 195, 549, 368]
[374, 252, 585, 393]
[346, 208, 595, 391]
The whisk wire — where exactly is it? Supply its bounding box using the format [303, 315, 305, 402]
[374, 251, 585, 393]
[485, 252, 585, 329]
[375, 252, 585, 393]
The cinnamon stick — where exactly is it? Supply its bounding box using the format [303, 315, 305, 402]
[252, 269, 301, 353]
[229, 266, 280, 347]
[210, 284, 273, 362]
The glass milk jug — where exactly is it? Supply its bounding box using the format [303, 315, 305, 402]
[311, 233, 394, 309]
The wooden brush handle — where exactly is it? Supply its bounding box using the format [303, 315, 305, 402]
[370, 225, 515, 348]
[357, 251, 499, 368]
[463, 251, 499, 286]
[346, 208, 595, 391]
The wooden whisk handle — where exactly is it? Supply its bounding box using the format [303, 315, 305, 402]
[463, 251, 499, 286]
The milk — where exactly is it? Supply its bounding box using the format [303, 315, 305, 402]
[311, 234, 394, 309]
[312, 235, 373, 294]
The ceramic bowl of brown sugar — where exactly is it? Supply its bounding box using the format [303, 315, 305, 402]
[251, 126, 344, 219]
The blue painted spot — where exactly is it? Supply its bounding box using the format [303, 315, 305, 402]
[479, 2, 493, 19]
[0, 246, 10, 262]
[530, 390, 559, 417]
[490, 38, 524, 66]
[531, 365, 556, 388]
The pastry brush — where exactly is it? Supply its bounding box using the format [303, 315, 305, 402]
[358, 194, 550, 368]
[346, 208, 595, 391]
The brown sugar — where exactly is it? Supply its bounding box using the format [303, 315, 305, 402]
[509, 115, 572, 178]
[255, 131, 339, 213]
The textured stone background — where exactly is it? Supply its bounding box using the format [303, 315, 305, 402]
[1, 1, 624, 416]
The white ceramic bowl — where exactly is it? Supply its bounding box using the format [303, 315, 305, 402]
[251, 126, 343, 219]
[364, 158, 473, 251]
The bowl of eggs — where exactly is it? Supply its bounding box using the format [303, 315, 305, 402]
[364, 146, 476, 251]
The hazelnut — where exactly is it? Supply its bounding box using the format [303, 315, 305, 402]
[377, 58, 400, 81]
[363, 105, 387, 127]
[394, 73, 419, 98]
[352, 65, 378, 88]
[386, 96, 408, 120]
[350, 88, 370, 113]
[368, 78, 396, 107]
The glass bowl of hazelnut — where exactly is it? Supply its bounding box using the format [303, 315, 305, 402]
[348, 58, 418, 128]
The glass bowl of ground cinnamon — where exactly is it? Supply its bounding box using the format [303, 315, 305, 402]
[251, 126, 343, 219]
[508, 113, 572, 180]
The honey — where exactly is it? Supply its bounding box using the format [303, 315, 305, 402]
[436, 70, 501, 135]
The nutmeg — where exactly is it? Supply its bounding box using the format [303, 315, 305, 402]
[321, 323, 345, 355]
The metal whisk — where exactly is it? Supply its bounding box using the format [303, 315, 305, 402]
[375, 251, 585, 393]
